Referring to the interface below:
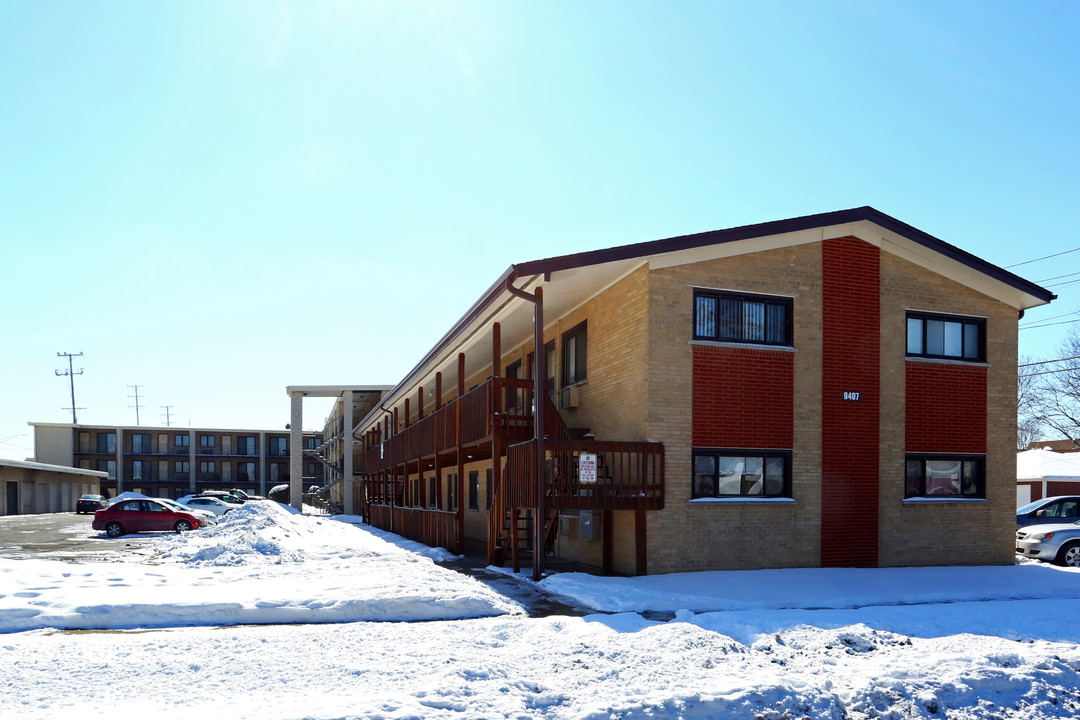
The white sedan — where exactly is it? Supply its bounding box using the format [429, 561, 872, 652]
[177, 496, 234, 517]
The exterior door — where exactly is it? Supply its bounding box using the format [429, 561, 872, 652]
[222, 436, 232, 455]
[5, 482, 17, 515]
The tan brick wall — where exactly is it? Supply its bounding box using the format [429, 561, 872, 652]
[878, 251, 1018, 566]
[645, 243, 824, 574]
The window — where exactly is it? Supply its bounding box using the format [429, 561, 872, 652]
[238, 462, 255, 481]
[693, 289, 792, 346]
[486, 468, 493, 510]
[199, 435, 216, 449]
[468, 470, 479, 510]
[175, 434, 190, 448]
[237, 436, 256, 456]
[905, 454, 985, 498]
[562, 322, 587, 386]
[96, 433, 116, 454]
[269, 437, 288, 457]
[306, 437, 319, 449]
[200, 461, 216, 475]
[428, 477, 437, 508]
[132, 460, 147, 481]
[131, 434, 151, 453]
[97, 460, 117, 480]
[174, 461, 190, 474]
[906, 312, 985, 362]
[221, 462, 232, 481]
[692, 449, 791, 498]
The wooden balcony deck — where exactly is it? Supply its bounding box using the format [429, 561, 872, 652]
[505, 438, 664, 512]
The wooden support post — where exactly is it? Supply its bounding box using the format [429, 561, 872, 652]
[511, 507, 521, 574]
[404, 398, 410, 428]
[456, 353, 465, 553]
[635, 509, 647, 576]
[417, 385, 424, 420]
[492, 323, 501, 379]
[435, 373, 442, 410]
[602, 509, 614, 575]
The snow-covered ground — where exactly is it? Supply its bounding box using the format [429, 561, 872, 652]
[3, 503, 1080, 719]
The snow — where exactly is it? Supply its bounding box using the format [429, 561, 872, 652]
[3, 506, 1080, 719]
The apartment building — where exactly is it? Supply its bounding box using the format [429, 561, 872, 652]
[352, 207, 1053, 577]
[31, 423, 323, 499]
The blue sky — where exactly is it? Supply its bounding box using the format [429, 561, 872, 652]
[2, 1, 1079, 460]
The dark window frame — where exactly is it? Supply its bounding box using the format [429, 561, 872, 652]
[131, 433, 151, 453]
[904, 453, 985, 499]
[905, 311, 986, 363]
[175, 434, 190, 447]
[562, 321, 588, 386]
[693, 288, 793, 347]
[199, 435, 216, 448]
[691, 448, 793, 499]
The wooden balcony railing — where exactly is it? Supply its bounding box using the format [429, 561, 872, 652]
[367, 505, 458, 551]
[505, 438, 664, 512]
[359, 377, 548, 475]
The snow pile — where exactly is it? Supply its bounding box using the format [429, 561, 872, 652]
[540, 564, 1080, 614]
[0, 505, 520, 633]
[6, 614, 1080, 719]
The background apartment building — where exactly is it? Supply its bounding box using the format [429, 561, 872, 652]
[31, 423, 324, 499]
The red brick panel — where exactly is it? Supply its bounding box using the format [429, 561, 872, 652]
[1046, 481, 1080, 497]
[691, 345, 794, 449]
[821, 237, 880, 568]
[905, 363, 987, 453]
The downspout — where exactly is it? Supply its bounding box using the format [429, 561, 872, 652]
[504, 270, 546, 582]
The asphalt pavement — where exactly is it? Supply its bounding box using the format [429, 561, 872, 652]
[0, 512, 158, 561]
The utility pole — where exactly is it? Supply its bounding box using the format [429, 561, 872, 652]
[55, 352, 85, 424]
[127, 385, 144, 425]
[161, 405, 175, 427]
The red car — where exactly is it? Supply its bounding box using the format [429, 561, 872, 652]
[92, 498, 207, 537]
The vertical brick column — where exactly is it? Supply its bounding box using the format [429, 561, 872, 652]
[821, 237, 880, 567]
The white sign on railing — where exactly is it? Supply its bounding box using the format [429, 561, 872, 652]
[579, 453, 598, 483]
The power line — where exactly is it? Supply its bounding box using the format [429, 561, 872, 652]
[1020, 366, 1080, 379]
[1020, 311, 1079, 326]
[1007, 246, 1080, 269]
[1019, 355, 1080, 368]
[1035, 270, 1080, 284]
[55, 351, 85, 424]
[128, 385, 144, 425]
[1020, 319, 1080, 330]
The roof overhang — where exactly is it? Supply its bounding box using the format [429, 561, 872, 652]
[357, 207, 1055, 431]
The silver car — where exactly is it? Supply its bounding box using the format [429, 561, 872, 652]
[1016, 521, 1080, 567]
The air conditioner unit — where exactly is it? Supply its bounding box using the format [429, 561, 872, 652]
[560, 385, 580, 409]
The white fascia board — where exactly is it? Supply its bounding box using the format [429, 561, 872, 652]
[646, 220, 1049, 312]
[645, 228, 826, 270]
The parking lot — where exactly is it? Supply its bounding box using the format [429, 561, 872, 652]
[0, 512, 159, 561]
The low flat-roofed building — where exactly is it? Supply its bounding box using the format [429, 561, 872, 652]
[0, 458, 107, 515]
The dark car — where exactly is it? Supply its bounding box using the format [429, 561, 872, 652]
[92, 498, 208, 537]
[76, 494, 108, 514]
[1016, 496, 1080, 528]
